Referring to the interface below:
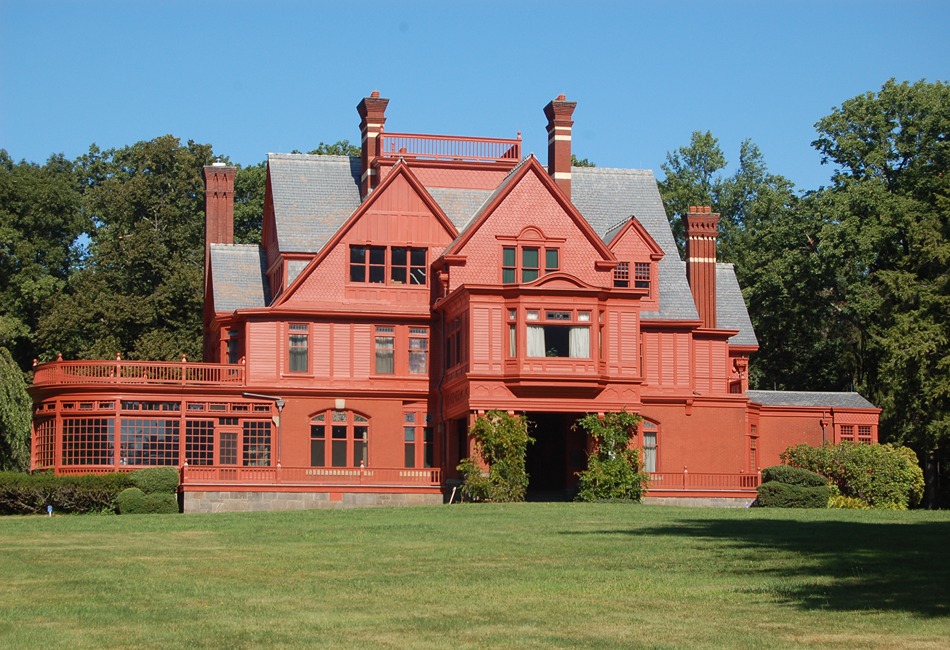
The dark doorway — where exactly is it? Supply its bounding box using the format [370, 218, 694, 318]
[525, 412, 587, 500]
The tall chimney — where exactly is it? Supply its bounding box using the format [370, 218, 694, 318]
[543, 94, 576, 198]
[203, 162, 236, 249]
[357, 90, 390, 199]
[202, 162, 237, 362]
[685, 206, 720, 329]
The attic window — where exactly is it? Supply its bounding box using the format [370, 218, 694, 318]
[501, 245, 559, 284]
[613, 262, 629, 288]
[634, 262, 651, 291]
[350, 245, 427, 286]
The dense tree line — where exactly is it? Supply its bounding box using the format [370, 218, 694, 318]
[0, 82, 945, 506]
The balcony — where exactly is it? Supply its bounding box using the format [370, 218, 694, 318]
[379, 132, 521, 166]
[181, 465, 442, 490]
[32, 359, 245, 388]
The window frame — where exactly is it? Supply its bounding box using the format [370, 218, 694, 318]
[350, 244, 428, 287]
[310, 410, 370, 468]
[501, 244, 561, 284]
[288, 323, 309, 373]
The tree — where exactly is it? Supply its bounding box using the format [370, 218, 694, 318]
[574, 411, 647, 502]
[807, 79, 950, 504]
[0, 150, 85, 367]
[571, 154, 595, 168]
[309, 140, 361, 157]
[0, 346, 31, 471]
[457, 411, 533, 502]
[36, 136, 215, 361]
[234, 161, 266, 245]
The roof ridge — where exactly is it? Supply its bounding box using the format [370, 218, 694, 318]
[572, 166, 655, 176]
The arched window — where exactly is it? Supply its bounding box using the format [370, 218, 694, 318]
[310, 410, 369, 468]
[641, 420, 658, 473]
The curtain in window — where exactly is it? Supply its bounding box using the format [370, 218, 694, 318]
[527, 326, 546, 357]
[569, 326, 590, 358]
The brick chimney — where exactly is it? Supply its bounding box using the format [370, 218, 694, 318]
[357, 90, 390, 199]
[684, 206, 720, 329]
[203, 162, 236, 249]
[543, 94, 576, 198]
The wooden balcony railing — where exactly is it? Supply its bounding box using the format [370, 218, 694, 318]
[182, 465, 442, 488]
[380, 132, 521, 165]
[648, 472, 760, 492]
[32, 360, 245, 387]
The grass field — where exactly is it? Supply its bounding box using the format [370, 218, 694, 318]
[1, 504, 949, 649]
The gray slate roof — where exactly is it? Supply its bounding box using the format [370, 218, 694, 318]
[717, 263, 758, 346]
[747, 390, 877, 409]
[572, 167, 698, 321]
[259, 155, 756, 346]
[210, 244, 270, 312]
[268, 154, 361, 254]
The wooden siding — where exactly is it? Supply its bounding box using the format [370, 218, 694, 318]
[247, 321, 278, 382]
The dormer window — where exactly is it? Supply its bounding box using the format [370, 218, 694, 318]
[635, 262, 651, 291]
[501, 245, 560, 284]
[350, 245, 427, 286]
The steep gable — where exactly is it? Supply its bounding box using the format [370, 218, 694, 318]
[274, 161, 457, 309]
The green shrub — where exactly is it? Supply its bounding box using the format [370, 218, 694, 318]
[142, 492, 179, 514]
[116, 487, 147, 514]
[458, 411, 533, 503]
[575, 411, 648, 502]
[129, 467, 180, 494]
[0, 471, 134, 515]
[782, 442, 924, 509]
[757, 481, 831, 508]
[827, 495, 870, 509]
[761, 465, 828, 487]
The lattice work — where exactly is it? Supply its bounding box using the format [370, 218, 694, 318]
[120, 418, 180, 466]
[242, 420, 271, 466]
[185, 420, 215, 466]
[63, 417, 114, 465]
[34, 418, 56, 468]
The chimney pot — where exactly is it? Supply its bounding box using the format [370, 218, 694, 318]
[543, 95, 577, 198]
[684, 207, 720, 329]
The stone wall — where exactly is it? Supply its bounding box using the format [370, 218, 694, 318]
[182, 490, 444, 513]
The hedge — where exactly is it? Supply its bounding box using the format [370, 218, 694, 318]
[756, 481, 831, 508]
[0, 471, 134, 515]
[129, 467, 180, 494]
[760, 465, 829, 488]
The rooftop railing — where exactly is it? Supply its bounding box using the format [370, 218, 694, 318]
[32, 359, 245, 387]
[379, 132, 521, 165]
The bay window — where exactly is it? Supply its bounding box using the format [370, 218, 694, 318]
[525, 310, 591, 358]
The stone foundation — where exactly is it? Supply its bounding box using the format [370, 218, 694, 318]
[643, 496, 754, 508]
[182, 490, 444, 513]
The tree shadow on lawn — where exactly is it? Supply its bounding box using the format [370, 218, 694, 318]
[572, 517, 950, 618]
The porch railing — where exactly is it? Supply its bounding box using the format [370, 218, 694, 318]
[32, 360, 245, 387]
[379, 132, 521, 165]
[181, 465, 442, 488]
[648, 472, 760, 492]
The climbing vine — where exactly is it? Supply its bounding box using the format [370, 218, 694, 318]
[457, 410, 534, 502]
[575, 411, 648, 502]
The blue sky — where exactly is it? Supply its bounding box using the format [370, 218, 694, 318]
[1, 0, 947, 192]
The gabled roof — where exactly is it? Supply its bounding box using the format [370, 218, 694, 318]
[747, 390, 877, 409]
[717, 263, 758, 347]
[209, 244, 270, 312]
[441, 156, 616, 262]
[273, 160, 457, 307]
[267, 153, 362, 254]
[425, 187, 494, 230]
[603, 216, 664, 259]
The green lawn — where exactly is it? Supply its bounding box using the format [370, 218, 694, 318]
[1, 504, 948, 649]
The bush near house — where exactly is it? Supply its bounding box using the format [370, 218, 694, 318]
[458, 410, 534, 502]
[0, 471, 134, 514]
[781, 442, 924, 509]
[574, 411, 648, 502]
[756, 465, 831, 508]
[0, 467, 181, 515]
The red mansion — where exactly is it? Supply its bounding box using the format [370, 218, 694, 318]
[29, 92, 880, 510]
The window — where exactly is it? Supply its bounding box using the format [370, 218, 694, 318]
[404, 411, 433, 468]
[446, 317, 464, 368]
[391, 247, 427, 285]
[749, 426, 758, 471]
[642, 421, 658, 472]
[310, 410, 369, 467]
[525, 310, 591, 358]
[634, 262, 651, 291]
[185, 420, 215, 466]
[120, 419, 179, 466]
[613, 262, 630, 288]
[227, 329, 240, 364]
[349, 245, 385, 283]
[375, 327, 395, 374]
[350, 245, 427, 286]
[220, 431, 238, 465]
[857, 425, 872, 443]
[409, 328, 429, 374]
[840, 425, 855, 442]
[289, 323, 309, 372]
[242, 421, 271, 466]
[501, 245, 559, 283]
[63, 418, 114, 465]
[34, 418, 55, 469]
